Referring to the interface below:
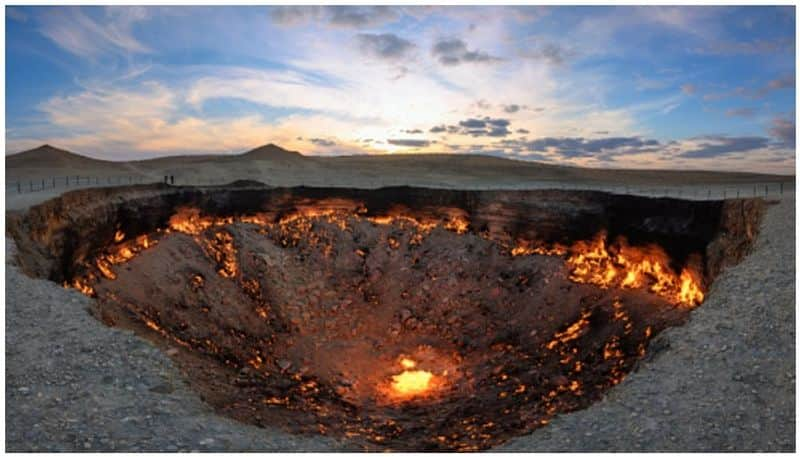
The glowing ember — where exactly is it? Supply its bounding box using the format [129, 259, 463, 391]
[383, 356, 443, 400]
[391, 369, 434, 397]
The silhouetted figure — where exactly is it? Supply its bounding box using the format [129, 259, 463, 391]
[170, 175, 174, 185]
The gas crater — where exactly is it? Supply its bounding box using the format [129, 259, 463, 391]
[7, 183, 765, 451]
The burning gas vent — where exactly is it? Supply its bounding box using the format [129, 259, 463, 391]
[7, 184, 765, 450]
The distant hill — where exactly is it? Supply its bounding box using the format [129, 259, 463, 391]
[6, 144, 114, 169]
[236, 143, 305, 162]
[5, 143, 792, 186]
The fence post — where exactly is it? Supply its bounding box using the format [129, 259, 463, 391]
[780, 182, 784, 195]
[737, 190, 740, 198]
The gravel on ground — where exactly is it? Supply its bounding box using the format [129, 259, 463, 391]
[5, 237, 345, 451]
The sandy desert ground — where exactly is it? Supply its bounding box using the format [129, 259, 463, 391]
[6, 144, 794, 210]
[4, 143, 796, 451]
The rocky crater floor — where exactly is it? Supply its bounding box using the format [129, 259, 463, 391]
[5, 184, 795, 451]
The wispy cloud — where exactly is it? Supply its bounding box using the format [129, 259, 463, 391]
[37, 6, 151, 58]
[270, 6, 401, 28]
[692, 37, 794, 56]
[387, 138, 432, 147]
[725, 107, 757, 117]
[769, 116, 795, 147]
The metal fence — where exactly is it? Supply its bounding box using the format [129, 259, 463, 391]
[545, 181, 794, 200]
[4, 174, 795, 201]
[6, 175, 150, 194]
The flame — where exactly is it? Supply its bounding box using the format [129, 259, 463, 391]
[564, 233, 704, 307]
[367, 214, 437, 232]
[391, 370, 434, 397]
[546, 309, 591, 350]
[381, 357, 445, 401]
[66, 207, 705, 312]
[511, 241, 567, 256]
[443, 215, 469, 234]
[68, 277, 95, 296]
[169, 207, 234, 235]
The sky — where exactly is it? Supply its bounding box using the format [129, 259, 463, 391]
[4, 5, 797, 173]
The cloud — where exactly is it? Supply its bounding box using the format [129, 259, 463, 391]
[356, 33, 415, 60]
[328, 6, 398, 27]
[37, 6, 151, 58]
[431, 38, 501, 66]
[11, 79, 384, 159]
[725, 107, 757, 117]
[424, 117, 520, 138]
[679, 136, 771, 158]
[757, 75, 796, 97]
[268, 6, 321, 26]
[442, 117, 513, 137]
[523, 42, 573, 66]
[681, 84, 696, 95]
[693, 37, 794, 56]
[702, 75, 794, 101]
[387, 139, 431, 147]
[429, 125, 461, 134]
[403, 128, 423, 134]
[459, 118, 487, 129]
[502, 136, 662, 159]
[310, 138, 336, 147]
[270, 6, 399, 28]
[473, 99, 492, 110]
[503, 104, 522, 113]
[769, 117, 795, 147]
[516, 128, 530, 134]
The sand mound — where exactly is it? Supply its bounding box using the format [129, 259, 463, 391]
[6, 144, 113, 169]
